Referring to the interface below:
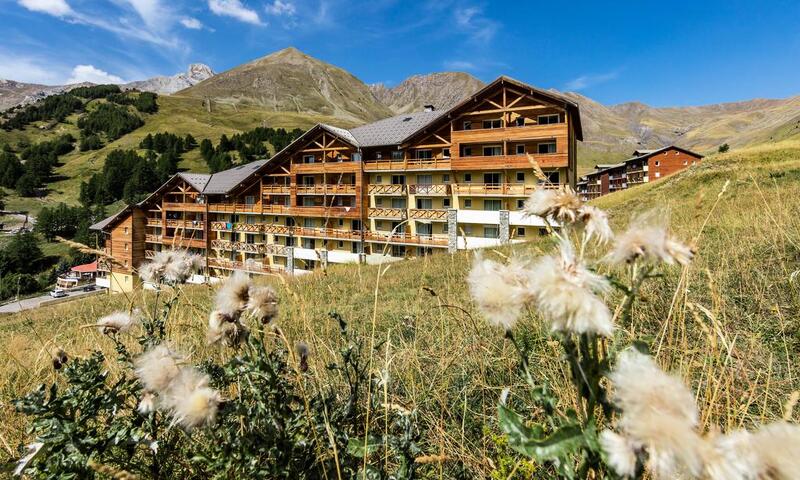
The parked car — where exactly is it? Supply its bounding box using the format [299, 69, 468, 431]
[49, 289, 67, 298]
[82, 285, 96, 292]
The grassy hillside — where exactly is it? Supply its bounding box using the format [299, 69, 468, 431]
[1, 140, 797, 475]
[0, 95, 357, 215]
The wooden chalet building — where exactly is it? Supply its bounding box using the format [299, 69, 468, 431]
[91, 76, 584, 292]
[577, 146, 702, 201]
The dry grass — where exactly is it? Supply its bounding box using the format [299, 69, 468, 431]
[0, 141, 798, 475]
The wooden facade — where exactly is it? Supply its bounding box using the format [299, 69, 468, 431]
[93, 76, 585, 285]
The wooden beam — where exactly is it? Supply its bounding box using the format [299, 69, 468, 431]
[459, 105, 554, 116]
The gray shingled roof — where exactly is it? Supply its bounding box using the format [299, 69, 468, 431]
[349, 110, 446, 147]
[90, 206, 132, 232]
[178, 173, 211, 191]
[203, 160, 268, 194]
[320, 124, 359, 147]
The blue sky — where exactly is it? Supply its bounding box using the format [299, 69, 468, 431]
[2, 0, 799, 106]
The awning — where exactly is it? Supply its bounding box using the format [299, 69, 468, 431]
[71, 261, 98, 273]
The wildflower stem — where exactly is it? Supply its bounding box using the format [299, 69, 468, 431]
[504, 330, 533, 386]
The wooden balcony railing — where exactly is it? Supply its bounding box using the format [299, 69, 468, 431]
[408, 184, 449, 196]
[293, 161, 359, 174]
[363, 158, 452, 171]
[145, 250, 156, 258]
[165, 219, 204, 229]
[364, 231, 449, 247]
[163, 202, 206, 212]
[210, 240, 288, 256]
[146, 218, 162, 226]
[162, 237, 206, 249]
[207, 203, 261, 213]
[262, 184, 290, 194]
[296, 184, 357, 195]
[451, 183, 562, 196]
[450, 153, 568, 170]
[145, 234, 163, 243]
[368, 208, 407, 219]
[368, 184, 406, 195]
[263, 224, 294, 235]
[207, 258, 285, 274]
[292, 227, 362, 240]
[408, 209, 448, 221]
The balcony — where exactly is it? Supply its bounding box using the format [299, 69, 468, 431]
[452, 183, 559, 196]
[207, 257, 285, 275]
[364, 231, 448, 247]
[145, 234, 163, 243]
[363, 158, 451, 172]
[163, 202, 206, 212]
[292, 226, 362, 240]
[368, 184, 406, 195]
[296, 184, 357, 195]
[368, 208, 407, 220]
[450, 153, 567, 170]
[208, 203, 261, 213]
[408, 209, 448, 221]
[262, 184, 290, 195]
[293, 161, 359, 174]
[146, 218, 162, 226]
[408, 184, 449, 196]
[288, 206, 361, 218]
[162, 236, 206, 249]
[165, 219, 204, 229]
[210, 240, 287, 255]
[145, 250, 156, 258]
[451, 123, 567, 144]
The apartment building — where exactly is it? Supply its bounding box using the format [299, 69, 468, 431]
[91, 76, 583, 292]
[577, 146, 702, 201]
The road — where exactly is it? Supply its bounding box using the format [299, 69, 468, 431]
[0, 287, 104, 314]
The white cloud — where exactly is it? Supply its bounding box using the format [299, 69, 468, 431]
[443, 60, 476, 71]
[565, 72, 619, 91]
[180, 17, 204, 29]
[0, 53, 64, 85]
[66, 65, 125, 84]
[265, 0, 296, 16]
[208, 0, 262, 25]
[117, 0, 170, 31]
[454, 5, 497, 43]
[17, 0, 73, 16]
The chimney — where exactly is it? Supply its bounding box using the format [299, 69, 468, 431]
[424, 104, 435, 112]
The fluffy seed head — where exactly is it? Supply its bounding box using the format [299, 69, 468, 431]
[578, 205, 614, 244]
[97, 311, 139, 335]
[246, 286, 279, 324]
[51, 347, 68, 370]
[214, 271, 252, 319]
[137, 392, 156, 415]
[609, 349, 704, 478]
[139, 249, 203, 285]
[295, 341, 310, 372]
[610, 211, 694, 266]
[207, 310, 249, 348]
[600, 429, 639, 478]
[133, 344, 183, 393]
[467, 252, 533, 331]
[161, 368, 222, 430]
[523, 186, 582, 223]
[528, 237, 613, 336]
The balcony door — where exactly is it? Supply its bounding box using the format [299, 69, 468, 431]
[417, 223, 432, 237]
[483, 172, 501, 187]
[416, 198, 432, 210]
[483, 146, 502, 157]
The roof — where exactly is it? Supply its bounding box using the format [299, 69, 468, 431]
[626, 145, 704, 162]
[321, 124, 360, 146]
[90, 206, 134, 232]
[583, 162, 625, 178]
[71, 261, 98, 273]
[178, 173, 211, 191]
[633, 149, 656, 156]
[203, 160, 267, 194]
[348, 110, 446, 147]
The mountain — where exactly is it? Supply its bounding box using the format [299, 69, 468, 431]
[123, 64, 215, 95]
[0, 79, 93, 111]
[177, 47, 394, 124]
[370, 72, 486, 114]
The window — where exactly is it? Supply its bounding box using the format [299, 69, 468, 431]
[416, 174, 433, 185]
[391, 175, 406, 185]
[391, 198, 407, 208]
[537, 114, 560, 125]
[376, 221, 384, 229]
[338, 241, 344, 248]
[541, 171, 560, 184]
[464, 225, 473, 235]
[391, 245, 406, 257]
[461, 146, 473, 156]
[416, 198, 432, 209]
[515, 117, 525, 127]
[302, 154, 315, 163]
[518, 227, 526, 236]
[376, 152, 383, 160]
[375, 175, 382, 183]
[303, 218, 315, 228]
[484, 226, 499, 238]
[655, 172, 661, 178]
[516, 171, 525, 182]
[484, 172, 500, 185]
[352, 242, 361, 254]
[483, 146, 502, 156]
[286, 236, 295, 247]
[417, 223, 432, 236]
[484, 199, 501, 211]
[464, 199, 472, 208]
[443, 148, 451, 158]
[302, 238, 315, 249]
[125, 243, 129, 251]
[245, 195, 255, 205]
[655, 160, 661, 166]
[538, 142, 557, 154]
[442, 174, 450, 183]
[482, 119, 502, 129]
[352, 219, 362, 230]
[124, 227, 129, 234]
[517, 199, 525, 209]
[683, 160, 688, 166]
[516, 144, 526, 154]
[338, 219, 344, 226]
[335, 154, 343, 162]
[302, 176, 315, 186]
[443, 198, 451, 208]
[463, 120, 472, 130]
[417, 149, 432, 160]
[391, 150, 403, 160]
[443, 223, 449, 233]
[464, 173, 472, 183]
[302, 197, 315, 206]
[353, 152, 362, 162]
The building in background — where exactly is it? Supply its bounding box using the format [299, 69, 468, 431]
[577, 146, 703, 201]
[91, 76, 583, 291]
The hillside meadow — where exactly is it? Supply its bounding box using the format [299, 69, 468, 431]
[0, 141, 798, 476]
